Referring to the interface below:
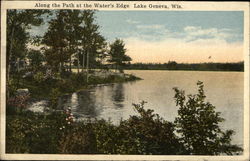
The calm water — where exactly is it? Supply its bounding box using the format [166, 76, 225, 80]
[58, 70, 243, 145]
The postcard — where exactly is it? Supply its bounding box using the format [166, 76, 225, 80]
[0, 1, 249, 160]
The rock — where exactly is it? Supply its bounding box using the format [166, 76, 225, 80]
[27, 100, 48, 113]
[16, 88, 29, 96]
[22, 71, 33, 78]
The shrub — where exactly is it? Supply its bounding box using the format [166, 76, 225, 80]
[92, 119, 119, 154]
[33, 71, 45, 84]
[49, 88, 61, 109]
[7, 94, 30, 114]
[69, 73, 86, 86]
[6, 111, 61, 153]
[57, 108, 97, 154]
[115, 101, 184, 154]
[58, 123, 97, 154]
[7, 78, 18, 97]
[173, 81, 243, 155]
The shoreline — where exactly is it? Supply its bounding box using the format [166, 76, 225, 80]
[8, 71, 142, 112]
[123, 68, 244, 72]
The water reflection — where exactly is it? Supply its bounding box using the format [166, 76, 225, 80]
[29, 70, 243, 145]
[59, 90, 99, 119]
[111, 83, 124, 108]
[70, 92, 78, 109]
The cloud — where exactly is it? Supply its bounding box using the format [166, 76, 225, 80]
[183, 26, 239, 43]
[124, 36, 243, 63]
[125, 25, 242, 45]
[124, 24, 243, 63]
[126, 19, 140, 24]
[103, 24, 244, 63]
[136, 24, 165, 30]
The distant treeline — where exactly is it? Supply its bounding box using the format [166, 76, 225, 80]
[123, 61, 244, 72]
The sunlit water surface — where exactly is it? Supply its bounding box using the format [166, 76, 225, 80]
[30, 70, 244, 146]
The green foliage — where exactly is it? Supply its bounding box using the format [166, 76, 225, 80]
[27, 49, 44, 71]
[108, 39, 132, 72]
[80, 10, 107, 68]
[33, 71, 45, 83]
[124, 62, 244, 71]
[173, 81, 243, 155]
[7, 78, 19, 97]
[7, 94, 30, 114]
[58, 123, 97, 154]
[6, 109, 97, 154]
[69, 73, 87, 86]
[7, 9, 50, 74]
[42, 10, 107, 74]
[57, 108, 97, 154]
[49, 88, 61, 109]
[6, 101, 183, 155]
[116, 101, 184, 154]
[43, 11, 70, 73]
[6, 111, 65, 153]
[92, 119, 118, 154]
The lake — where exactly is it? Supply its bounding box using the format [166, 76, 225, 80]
[48, 70, 244, 146]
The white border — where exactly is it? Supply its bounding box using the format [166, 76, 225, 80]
[1, 1, 249, 160]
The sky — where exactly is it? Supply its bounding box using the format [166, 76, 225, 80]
[30, 11, 244, 63]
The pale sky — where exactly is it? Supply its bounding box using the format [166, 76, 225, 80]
[30, 11, 244, 63]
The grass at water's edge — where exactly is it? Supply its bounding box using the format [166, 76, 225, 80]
[13, 72, 141, 100]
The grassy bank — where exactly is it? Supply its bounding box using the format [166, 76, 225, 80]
[9, 71, 141, 100]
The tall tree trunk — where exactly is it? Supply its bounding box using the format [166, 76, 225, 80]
[82, 51, 85, 73]
[69, 58, 72, 73]
[7, 23, 15, 99]
[7, 25, 15, 81]
[86, 50, 89, 83]
[77, 52, 80, 74]
[59, 62, 62, 74]
[69, 54, 72, 73]
[59, 48, 63, 74]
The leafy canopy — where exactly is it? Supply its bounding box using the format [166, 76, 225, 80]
[108, 39, 132, 66]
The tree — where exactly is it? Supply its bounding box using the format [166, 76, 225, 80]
[43, 10, 70, 73]
[166, 61, 178, 70]
[7, 9, 49, 98]
[63, 10, 84, 73]
[173, 81, 242, 155]
[27, 49, 44, 71]
[42, 10, 106, 75]
[7, 10, 48, 77]
[80, 10, 107, 71]
[108, 39, 132, 72]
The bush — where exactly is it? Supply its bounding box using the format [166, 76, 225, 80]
[33, 71, 45, 84]
[56, 108, 97, 154]
[93, 102, 184, 155]
[173, 81, 243, 155]
[49, 88, 61, 109]
[7, 78, 19, 97]
[69, 73, 86, 86]
[7, 94, 30, 114]
[116, 101, 184, 154]
[92, 119, 119, 154]
[6, 111, 61, 153]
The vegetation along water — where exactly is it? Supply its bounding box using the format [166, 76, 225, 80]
[6, 9, 243, 155]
